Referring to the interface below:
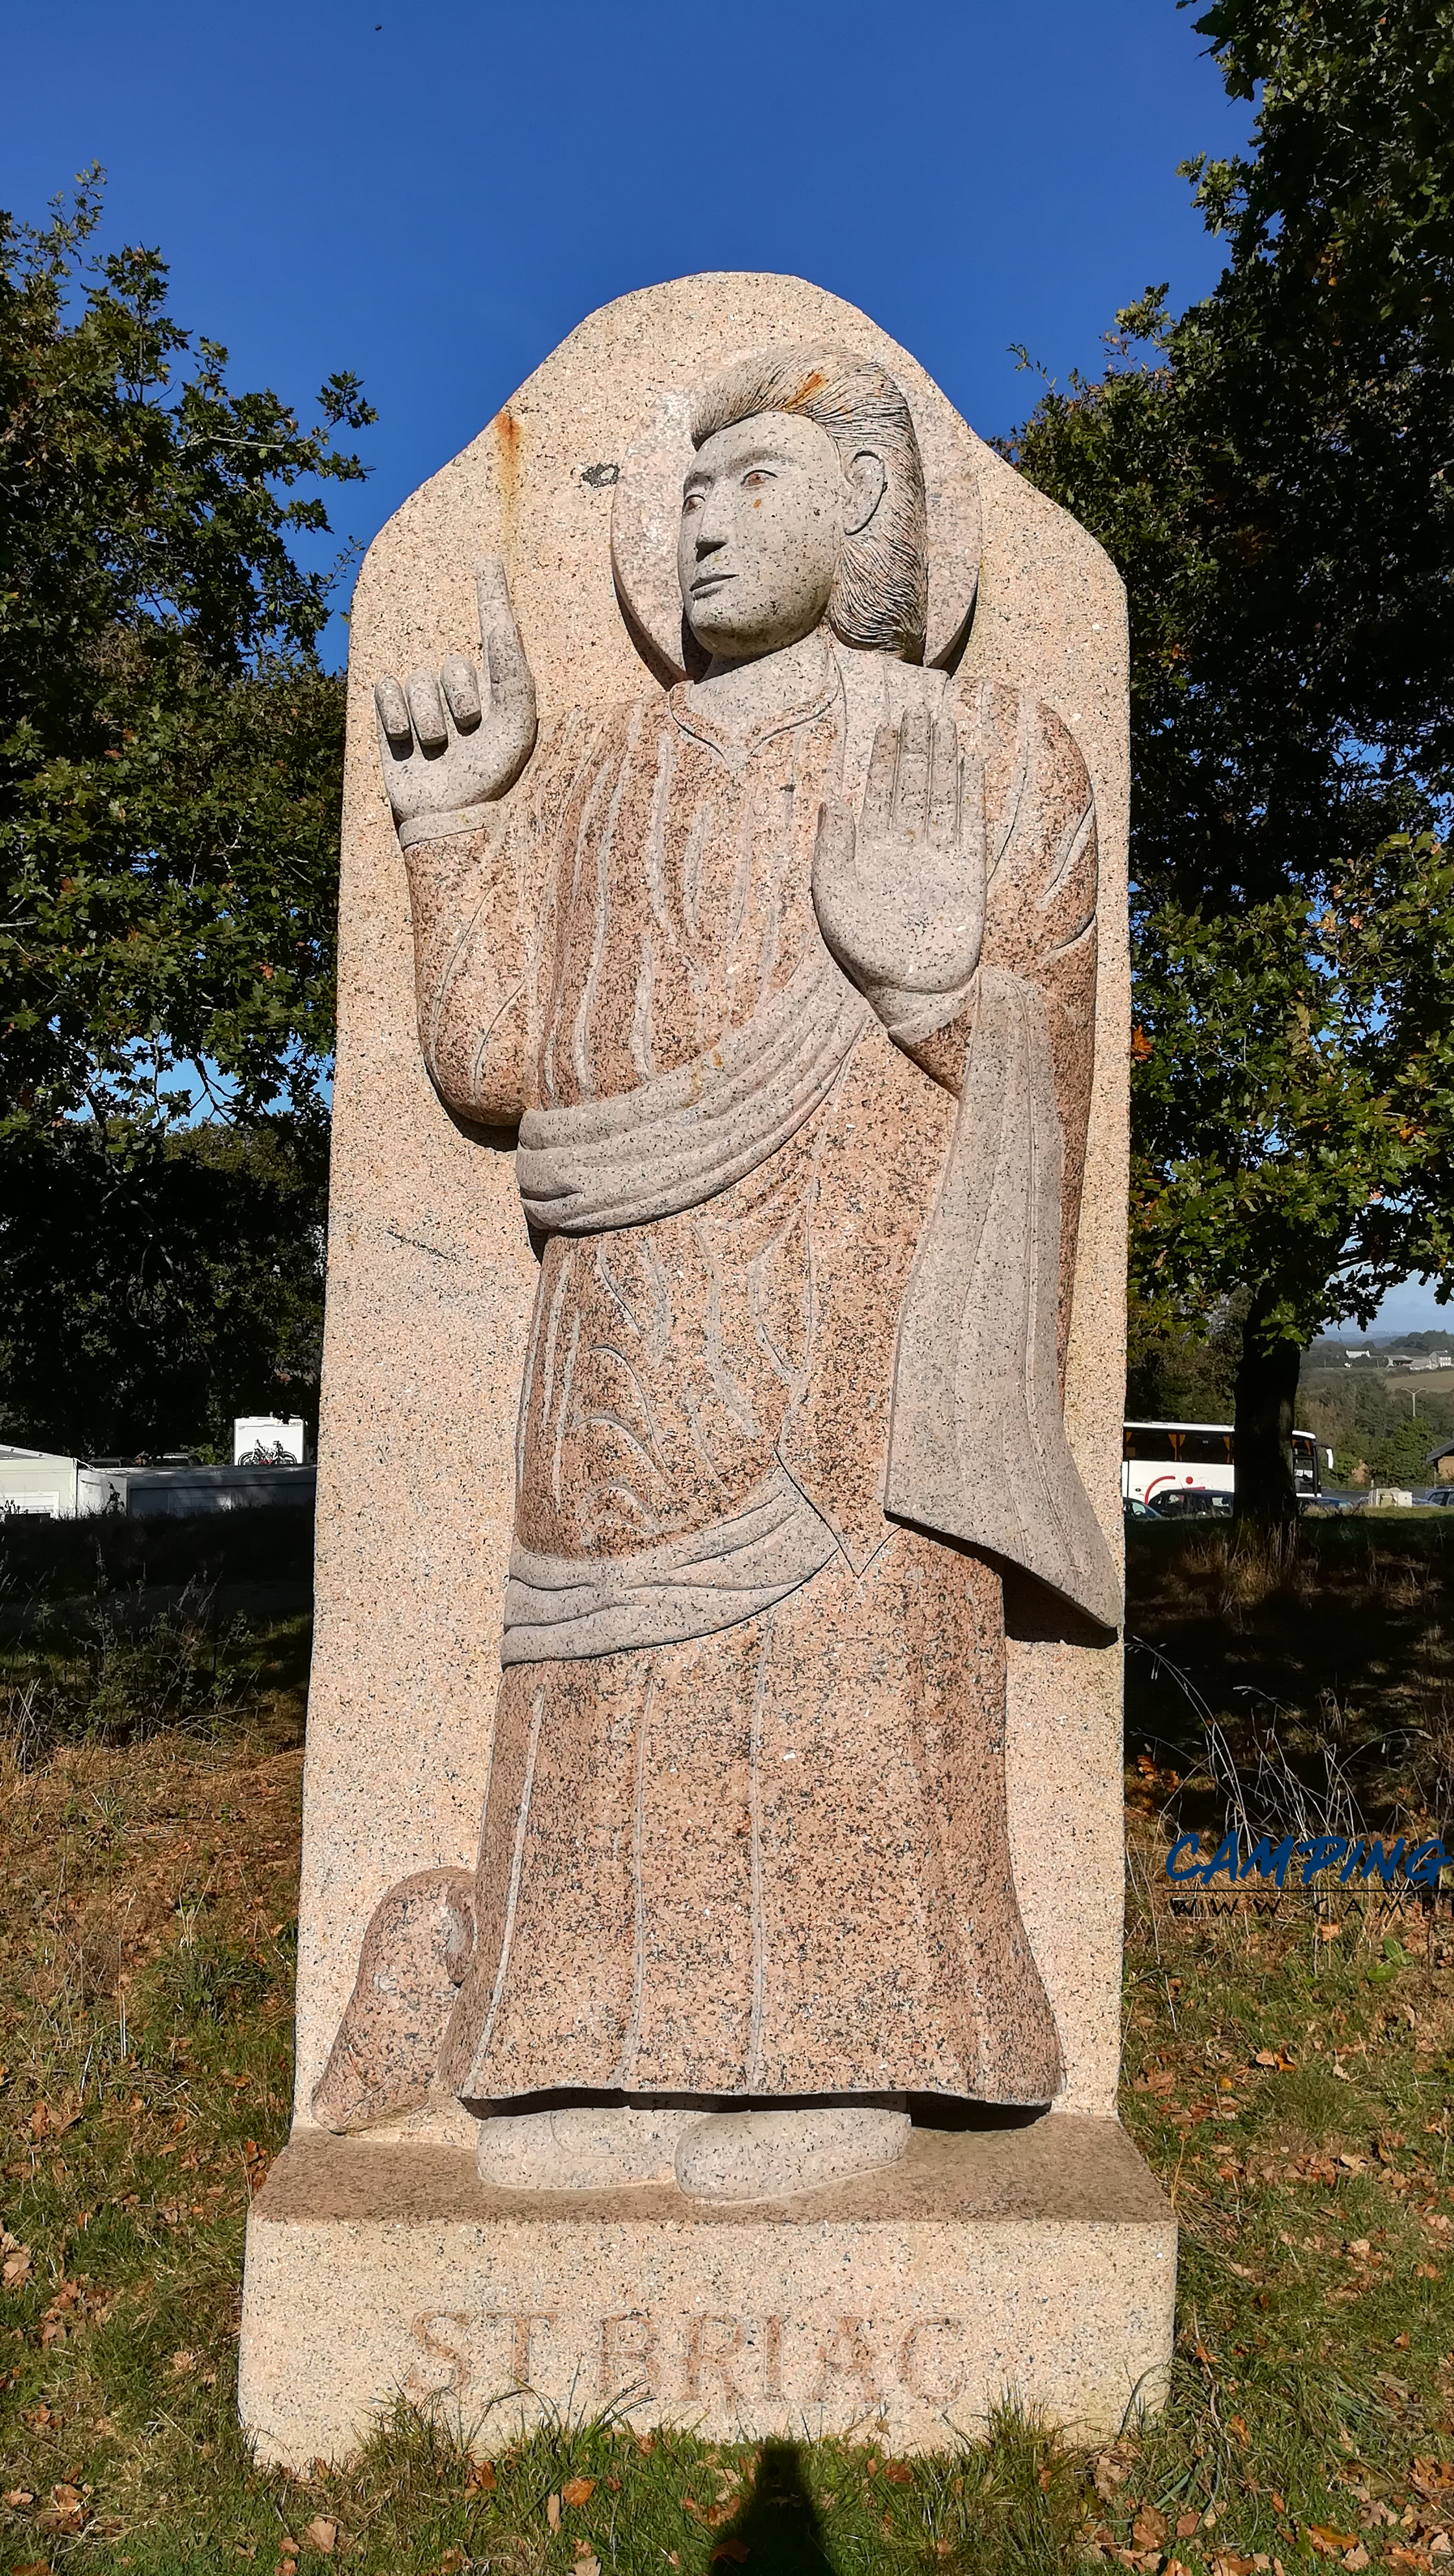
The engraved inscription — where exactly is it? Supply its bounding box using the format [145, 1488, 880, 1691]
[599, 2311, 660, 2400]
[406, 2307, 972, 2413]
[683, 2314, 746, 2402]
[512, 2312, 558, 2388]
[810, 2316, 881, 2401]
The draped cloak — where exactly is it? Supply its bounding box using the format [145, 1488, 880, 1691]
[399, 632, 1118, 2109]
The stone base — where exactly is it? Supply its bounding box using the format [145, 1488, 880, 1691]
[239, 2116, 1174, 2462]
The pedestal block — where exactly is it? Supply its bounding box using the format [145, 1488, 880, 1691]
[239, 2116, 1174, 2464]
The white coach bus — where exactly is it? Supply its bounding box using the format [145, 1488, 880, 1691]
[1122, 1420, 1329, 1509]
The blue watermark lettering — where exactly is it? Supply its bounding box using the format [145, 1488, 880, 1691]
[1301, 1835, 1348, 1885]
[1163, 1824, 1445, 1892]
[1200, 1832, 1242, 1887]
[1359, 1839, 1406, 1885]
[1240, 1834, 1300, 1888]
[1405, 1839, 1449, 1889]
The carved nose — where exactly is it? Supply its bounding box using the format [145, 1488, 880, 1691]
[695, 532, 725, 560]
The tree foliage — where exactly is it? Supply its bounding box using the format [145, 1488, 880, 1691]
[0, 177, 371, 1453]
[0, 1118, 328, 1459]
[1, 173, 371, 1136]
[1009, 1, 1454, 1520]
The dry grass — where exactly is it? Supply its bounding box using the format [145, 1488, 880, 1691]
[1126, 1521, 1454, 1838]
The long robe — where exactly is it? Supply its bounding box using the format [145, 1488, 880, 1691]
[397, 631, 1115, 2109]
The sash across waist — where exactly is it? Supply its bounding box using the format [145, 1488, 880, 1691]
[516, 941, 870, 1236]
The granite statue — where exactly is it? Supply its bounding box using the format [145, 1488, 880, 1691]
[312, 338, 1120, 2202]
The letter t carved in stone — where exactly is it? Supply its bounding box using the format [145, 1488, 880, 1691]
[511, 2312, 557, 2388]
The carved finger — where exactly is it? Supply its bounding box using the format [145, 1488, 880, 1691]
[811, 794, 857, 889]
[474, 554, 516, 652]
[894, 708, 932, 837]
[375, 675, 413, 754]
[928, 719, 961, 851]
[485, 621, 538, 793]
[440, 656, 482, 732]
[861, 725, 899, 841]
[963, 750, 987, 874]
[406, 667, 449, 754]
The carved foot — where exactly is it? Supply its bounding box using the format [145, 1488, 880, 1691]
[674, 2107, 911, 2201]
[311, 1868, 474, 2133]
[474, 2105, 704, 2190]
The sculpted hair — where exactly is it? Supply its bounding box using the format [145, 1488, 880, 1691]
[690, 341, 929, 662]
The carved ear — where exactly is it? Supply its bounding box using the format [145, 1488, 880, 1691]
[843, 449, 887, 538]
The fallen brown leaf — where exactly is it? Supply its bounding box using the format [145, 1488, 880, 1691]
[1308, 2529, 1361, 2557]
[303, 2518, 336, 2555]
[883, 2461, 914, 2485]
[1135, 2506, 1170, 2546]
[561, 2475, 595, 2507]
[546, 2492, 561, 2533]
[465, 2458, 497, 2493]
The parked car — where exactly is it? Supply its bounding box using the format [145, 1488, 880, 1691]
[1147, 1488, 1233, 1522]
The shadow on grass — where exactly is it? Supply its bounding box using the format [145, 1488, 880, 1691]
[710, 2440, 835, 2572]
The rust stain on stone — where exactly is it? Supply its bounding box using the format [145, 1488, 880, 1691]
[495, 407, 523, 526]
[785, 369, 828, 412]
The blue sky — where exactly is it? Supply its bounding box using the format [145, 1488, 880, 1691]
[7, 0, 1440, 1331]
[5, 0, 1250, 613]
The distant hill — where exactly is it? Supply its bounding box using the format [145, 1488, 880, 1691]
[1300, 1330, 1454, 1481]
[1305, 1328, 1454, 1368]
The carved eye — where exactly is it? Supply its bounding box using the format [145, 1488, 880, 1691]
[682, 489, 704, 516]
[742, 469, 773, 489]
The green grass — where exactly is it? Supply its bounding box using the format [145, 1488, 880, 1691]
[1, 1557, 1451, 2573]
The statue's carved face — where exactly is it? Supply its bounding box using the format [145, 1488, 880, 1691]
[679, 410, 871, 662]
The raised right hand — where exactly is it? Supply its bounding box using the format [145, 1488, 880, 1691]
[374, 556, 537, 837]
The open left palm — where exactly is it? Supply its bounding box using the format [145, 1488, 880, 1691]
[812, 709, 986, 1037]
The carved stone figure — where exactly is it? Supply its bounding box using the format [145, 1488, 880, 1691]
[313, 339, 1120, 2202]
